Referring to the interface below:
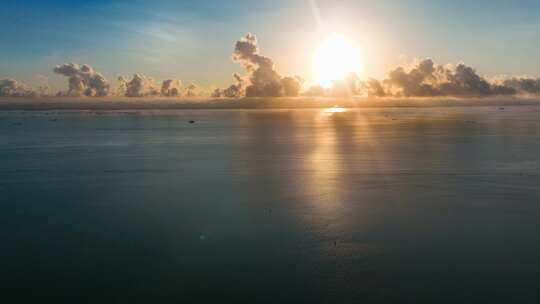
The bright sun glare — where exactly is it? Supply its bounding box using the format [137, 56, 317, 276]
[313, 35, 363, 88]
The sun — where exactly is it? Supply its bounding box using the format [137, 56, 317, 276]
[313, 35, 363, 88]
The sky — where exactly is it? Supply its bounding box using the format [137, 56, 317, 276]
[2, 0, 540, 91]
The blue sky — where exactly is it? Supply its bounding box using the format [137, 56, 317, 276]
[2, 0, 540, 90]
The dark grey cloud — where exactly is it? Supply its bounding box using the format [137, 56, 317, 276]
[54, 63, 110, 97]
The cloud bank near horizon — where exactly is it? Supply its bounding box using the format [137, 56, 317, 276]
[3, 33, 540, 99]
[0, 78, 36, 97]
[365, 59, 517, 98]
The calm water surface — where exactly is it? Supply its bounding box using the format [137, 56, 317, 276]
[2, 107, 540, 303]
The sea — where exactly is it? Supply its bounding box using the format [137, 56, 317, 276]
[2, 106, 540, 303]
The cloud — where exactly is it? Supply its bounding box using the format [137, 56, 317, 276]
[118, 74, 159, 97]
[365, 78, 386, 97]
[235, 33, 283, 97]
[34, 74, 51, 96]
[161, 79, 182, 97]
[379, 59, 517, 97]
[281, 76, 302, 97]
[6, 50, 540, 100]
[0, 78, 35, 97]
[212, 73, 246, 98]
[502, 78, 540, 94]
[54, 63, 110, 97]
[299, 59, 528, 98]
[116, 76, 129, 96]
[302, 84, 326, 97]
[183, 84, 202, 97]
[218, 33, 301, 98]
[117, 75, 205, 98]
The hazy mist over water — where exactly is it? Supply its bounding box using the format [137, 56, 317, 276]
[2, 107, 540, 302]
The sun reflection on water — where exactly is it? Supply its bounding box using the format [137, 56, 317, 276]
[324, 107, 348, 114]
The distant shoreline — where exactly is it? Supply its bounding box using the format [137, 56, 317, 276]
[1, 97, 540, 111]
